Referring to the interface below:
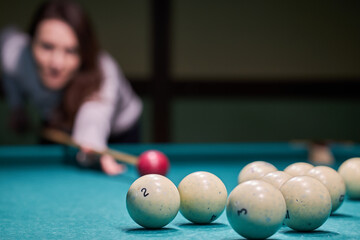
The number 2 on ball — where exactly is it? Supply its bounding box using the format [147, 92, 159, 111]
[141, 188, 149, 197]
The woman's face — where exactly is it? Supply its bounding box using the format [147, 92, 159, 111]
[32, 19, 81, 90]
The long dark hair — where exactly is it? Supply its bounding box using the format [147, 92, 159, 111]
[29, 0, 102, 130]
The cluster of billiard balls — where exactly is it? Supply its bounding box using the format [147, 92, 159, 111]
[126, 155, 360, 239]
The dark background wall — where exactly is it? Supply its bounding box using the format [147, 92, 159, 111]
[1, 0, 360, 144]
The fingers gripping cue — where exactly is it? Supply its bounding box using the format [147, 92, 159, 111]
[42, 128, 138, 165]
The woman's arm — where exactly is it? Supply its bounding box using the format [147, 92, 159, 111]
[72, 53, 141, 175]
[72, 98, 114, 151]
[72, 53, 122, 151]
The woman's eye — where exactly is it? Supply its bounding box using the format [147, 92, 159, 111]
[66, 48, 78, 55]
[41, 42, 54, 50]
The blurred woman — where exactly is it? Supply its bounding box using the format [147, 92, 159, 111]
[0, 0, 142, 175]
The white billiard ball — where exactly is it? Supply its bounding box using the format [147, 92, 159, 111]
[226, 180, 286, 239]
[178, 171, 227, 224]
[284, 162, 314, 176]
[126, 174, 180, 228]
[307, 166, 346, 213]
[238, 161, 277, 184]
[261, 171, 292, 189]
[338, 158, 360, 199]
[280, 176, 332, 231]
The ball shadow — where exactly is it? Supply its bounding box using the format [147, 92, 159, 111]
[330, 212, 354, 218]
[177, 222, 228, 230]
[280, 229, 339, 237]
[222, 238, 281, 240]
[122, 227, 179, 235]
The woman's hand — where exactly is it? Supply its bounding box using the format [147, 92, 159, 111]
[77, 146, 127, 175]
[76, 146, 99, 167]
[100, 154, 127, 176]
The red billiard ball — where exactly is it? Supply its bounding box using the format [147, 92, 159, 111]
[137, 150, 170, 176]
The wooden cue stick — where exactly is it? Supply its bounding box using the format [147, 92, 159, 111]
[42, 128, 138, 165]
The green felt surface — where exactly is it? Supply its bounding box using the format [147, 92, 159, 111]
[1, 143, 360, 239]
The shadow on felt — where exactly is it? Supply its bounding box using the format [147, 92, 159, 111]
[177, 222, 228, 230]
[280, 229, 339, 237]
[223, 238, 281, 240]
[330, 212, 354, 218]
[122, 227, 179, 235]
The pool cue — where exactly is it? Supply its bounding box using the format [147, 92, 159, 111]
[42, 128, 138, 165]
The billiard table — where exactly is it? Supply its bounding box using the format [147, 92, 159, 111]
[1, 143, 360, 239]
